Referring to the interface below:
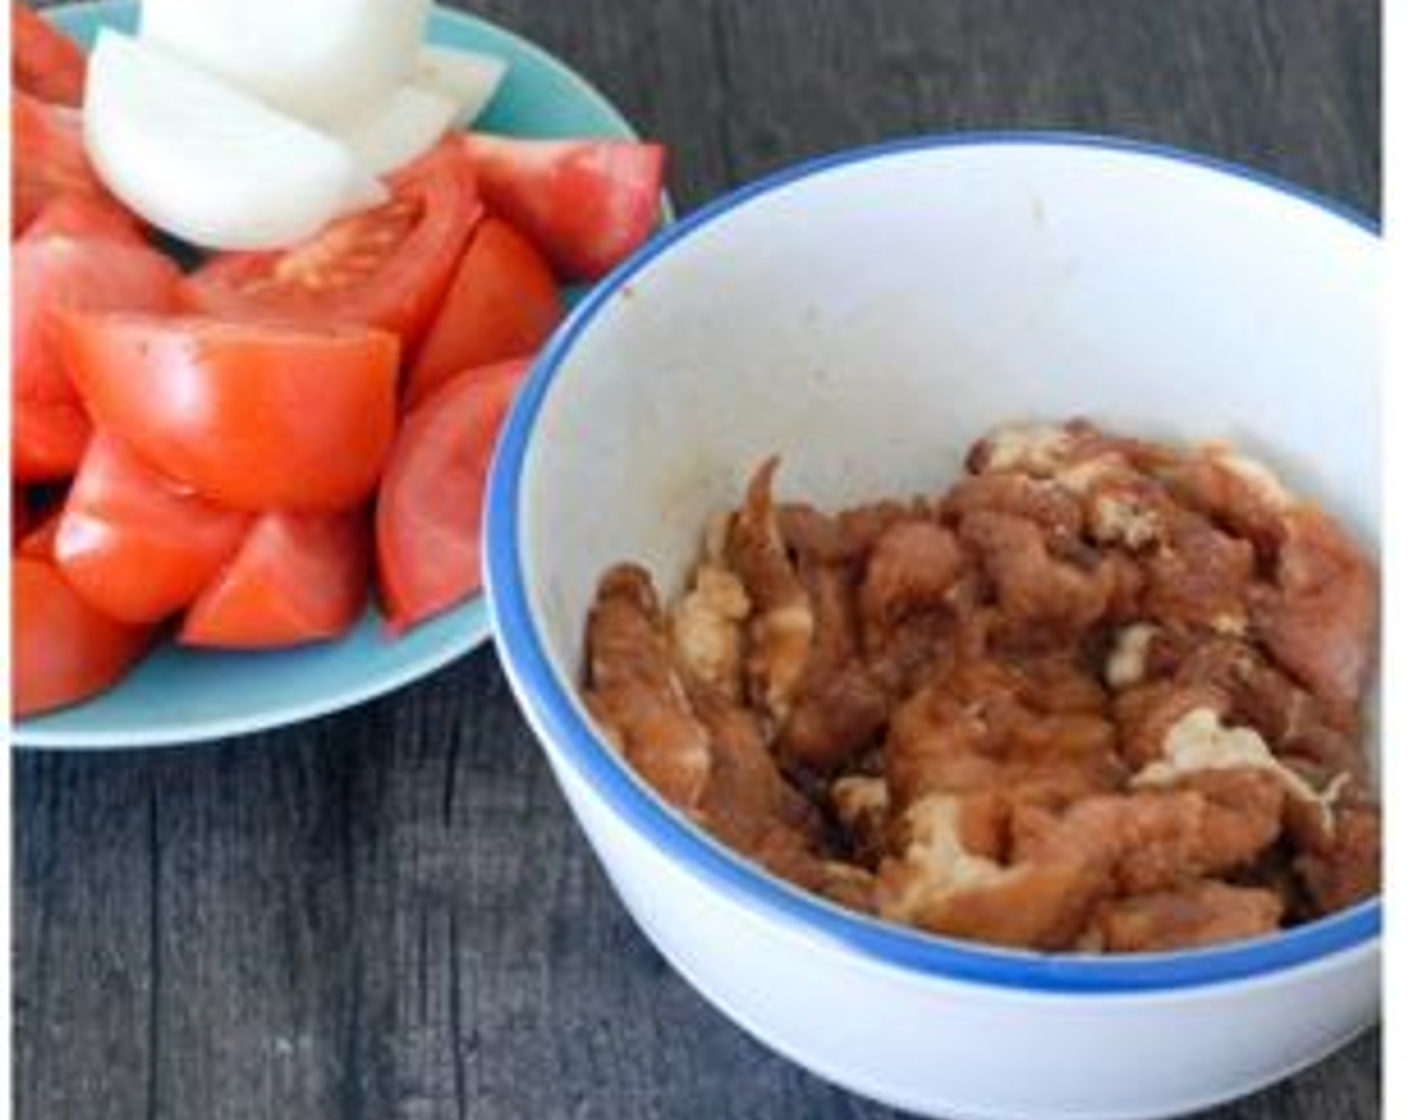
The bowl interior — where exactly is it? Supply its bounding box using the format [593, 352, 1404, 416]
[500, 136, 1380, 985]
[17, 0, 645, 748]
[521, 139, 1378, 727]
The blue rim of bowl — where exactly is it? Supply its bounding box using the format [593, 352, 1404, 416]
[485, 130, 1380, 994]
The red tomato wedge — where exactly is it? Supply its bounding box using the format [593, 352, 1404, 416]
[180, 143, 483, 347]
[55, 435, 253, 624]
[13, 91, 114, 237]
[12, 4, 86, 106]
[377, 358, 529, 633]
[405, 216, 561, 408]
[14, 233, 181, 482]
[180, 511, 371, 649]
[13, 486, 33, 545]
[22, 194, 147, 247]
[459, 134, 665, 281]
[61, 314, 400, 512]
[14, 555, 152, 717]
[17, 507, 61, 559]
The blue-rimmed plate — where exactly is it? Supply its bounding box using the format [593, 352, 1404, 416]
[17, 0, 649, 748]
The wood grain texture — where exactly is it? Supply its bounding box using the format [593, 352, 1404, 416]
[15, 1, 1381, 1118]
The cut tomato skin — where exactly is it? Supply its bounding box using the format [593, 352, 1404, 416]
[377, 358, 529, 633]
[61, 313, 401, 512]
[13, 555, 153, 717]
[459, 134, 665, 281]
[180, 510, 371, 649]
[13, 91, 114, 237]
[55, 434, 253, 624]
[13, 233, 182, 481]
[12, 4, 86, 106]
[179, 142, 483, 347]
[405, 216, 561, 408]
[22, 193, 147, 247]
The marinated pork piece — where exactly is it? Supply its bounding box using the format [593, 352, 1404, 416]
[859, 520, 965, 652]
[958, 511, 1115, 637]
[1160, 443, 1379, 708]
[778, 499, 925, 567]
[968, 419, 1178, 481]
[1083, 880, 1283, 953]
[1114, 680, 1231, 769]
[580, 419, 1380, 954]
[668, 563, 750, 700]
[831, 776, 890, 865]
[885, 683, 992, 811]
[775, 560, 889, 771]
[1143, 517, 1257, 636]
[801, 560, 862, 671]
[687, 683, 824, 886]
[1105, 623, 1161, 689]
[1132, 706, 1347, 836]
[1159, 444, 1294, 555]
[817, 861, 879, 913]
[1133, 629, 1367, 781]
[1054, 453, 1181, 554]
[584, 565, 712, 807]
[1253, 506, 1378, 709]
[885, 661, 1124, 819]
[1100, 552, 1149, 623]
[876, 793, 1109, 949]
[727, 459, 815, 721]
[1293, 797, 1382, 913]
[941, 473, 1084, 545]
[967, 422, 1089, 477]
[778, 663, 889, 773]
[766, 499, 931, 773]
[588, 565, 838, 890]
[1012, 770, 1283, 898]
[1005, 648, 1110, 715]
[1169, 768, 1288, 879]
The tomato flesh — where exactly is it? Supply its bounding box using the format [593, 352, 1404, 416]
[459, 134, 665, 281]
[14, 555, 152, 716]
[12, 4, 86, 106]
[17, 507, 61, 559]
[14, 485, 33, 546]
[61, 313, 400, 512]
[14, 233, 181, 481]
[56, 435, 253, 623]
[22, 194, 147, 247]
[377, 359, 529, 632]
[180, 143, 483, 347]
[406, 216, 561, 408]
[181, 511, 371, 648]
[13, 91, 114, 237]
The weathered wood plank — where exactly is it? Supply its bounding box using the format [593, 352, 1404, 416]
[16, 1, 1380, 1117]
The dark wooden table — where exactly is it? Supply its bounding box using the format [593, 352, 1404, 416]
[16, 2, 1381, 1117]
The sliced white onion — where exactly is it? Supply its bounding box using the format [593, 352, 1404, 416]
[417, 46, 507, 126]
[84, 30, 384, 250]
[332, 82, 459, 176]
[331, 50, 510, 178]
[140, 0, 431, 126]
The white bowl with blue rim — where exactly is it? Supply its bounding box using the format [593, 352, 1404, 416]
[17, 0, 650, 748]
[485, 133, 1380, 1119]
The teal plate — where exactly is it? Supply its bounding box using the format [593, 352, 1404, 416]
[17, 0, 646, 748]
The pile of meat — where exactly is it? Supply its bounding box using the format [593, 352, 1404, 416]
[581, 421, 1380, 953]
